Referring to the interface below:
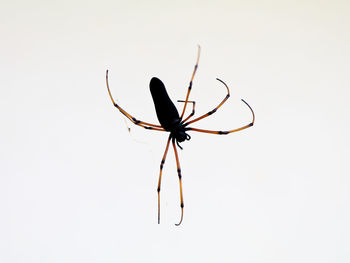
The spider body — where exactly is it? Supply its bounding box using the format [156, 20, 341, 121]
[150, 77, 191, 146]
[106, 46, 255, 226]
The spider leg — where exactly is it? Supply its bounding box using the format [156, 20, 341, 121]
[186, 99, 255, 135]
[172, 138, 184, 226]
[106, 70, 166, 131]
[180, 45, 201, 119]
[177, 100, 196, 123]
[184, 78, 230, 126]
[157, 135, 172, 224]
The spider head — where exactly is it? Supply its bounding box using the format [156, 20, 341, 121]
[172, 127, 191, 150]
[175, 130, 191, 143]
[171, 123, 191, 143]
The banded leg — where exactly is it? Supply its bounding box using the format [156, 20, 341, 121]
[187, 99, 255, 134]
[185, 78, 230, 126]
[180, 45, 201, 119]
[177, 100, 196, 123]
[157, 135, 172, 224]
[172, 138, 184, 226]
[106, 70, 165, 131]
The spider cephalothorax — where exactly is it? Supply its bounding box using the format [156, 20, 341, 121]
[170, 123, 191, 148]
[106, 46, 255, 225]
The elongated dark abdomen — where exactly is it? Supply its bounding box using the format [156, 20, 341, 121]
[150, 77, 180, 131]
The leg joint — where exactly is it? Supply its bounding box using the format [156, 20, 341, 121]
[132, 117, 141, 124]
[208, 109, 217, 115]
[160, 164, 163, 169]
[160, 160, 165, 169]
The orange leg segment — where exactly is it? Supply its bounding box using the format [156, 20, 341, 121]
[178, 100, 196, 123]
[185, 78, 230, 126]
[187, 99, 255, 135]
[180, 45, 201, 119]
[106, 70, 166, 131]
[157, 135, 172, 224]
[172, 138, 184, 226]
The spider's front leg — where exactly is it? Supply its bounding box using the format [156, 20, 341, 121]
[172, 138, 185, 226]
[180, 45, 201, 119]
[157, 135, 172, 224]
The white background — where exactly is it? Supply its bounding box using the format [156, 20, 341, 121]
[1, 0, 350, 262]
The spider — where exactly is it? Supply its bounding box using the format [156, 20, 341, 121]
[106, 46, 255, 226]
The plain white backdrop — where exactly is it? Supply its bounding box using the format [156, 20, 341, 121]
[1, 0, 350, 262]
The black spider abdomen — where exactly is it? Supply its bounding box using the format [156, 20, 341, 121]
[150, 77, 180, 131]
